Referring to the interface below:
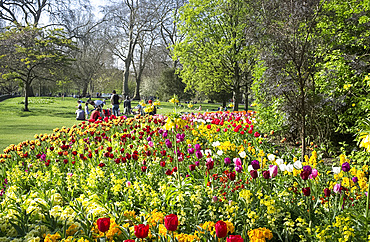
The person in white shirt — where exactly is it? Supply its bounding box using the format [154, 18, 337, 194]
[75, 106, 85, 120]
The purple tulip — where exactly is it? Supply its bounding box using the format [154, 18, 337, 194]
[235, 165, 243, 173]
[196, 151, 203, 159]
[224, 157, 231, 165]
[342, 162, 350, 172]
[188, 148, 195, 154]
[163, 131, 168, 138]
[194, 144, 201, 151]
[302, 165, 312, 175]
[40, 154, 46, 161]
[195, 161, 200, 166]
[251, 160, 260, 170]
[352, 177, 358, 183]
[165, 139, 172, 148]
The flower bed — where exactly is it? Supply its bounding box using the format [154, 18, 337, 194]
[0, 111, 369, 241]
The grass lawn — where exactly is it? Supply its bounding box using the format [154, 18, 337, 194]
[0, 96, 234, 151]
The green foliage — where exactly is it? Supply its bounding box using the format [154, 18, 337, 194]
[315, 0, 370, 139]
[158, 68, 194, 101]
[0, 25, 77, 110]
[173, 0, 257, 110]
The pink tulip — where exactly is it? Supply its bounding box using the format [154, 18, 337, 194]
[269, 165, 278, 177]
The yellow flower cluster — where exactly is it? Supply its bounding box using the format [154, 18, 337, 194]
[146, 209, 165, 227]
[144, 105, 154, 113]
[239, 189, 253, 204]
[105, 220, 122, 242]
[66, 224, 79, 236]
[218, 140, 237, 152]
[359, 134, 370, 152]
[248, 227, 273, 242]
[175, 233, 200, 242]
[198, 221, 215, 235]
[169, 97, 179, 103]
[164, 117, 186, 130]
[225, 220, 235, 234]
[332, 215, 355, 242]
[139, 100, 146, 107]
[44, 233, 61, 242]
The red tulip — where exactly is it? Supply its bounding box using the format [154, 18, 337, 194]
[227, 235, 244, 242]
[215, 220, 228, 238]
[302, 187, 311, 196]
[250, 170, 258, 179]
[164, 214, 178, 231]
[97, 217, 110, 233]
[124, 240, 135, 242]
[189, 164, 196, 171]
[134, 224, 149, 238]
[227, 171, 236, 181]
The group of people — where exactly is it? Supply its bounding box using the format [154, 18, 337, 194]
[75, 90, 134, 121]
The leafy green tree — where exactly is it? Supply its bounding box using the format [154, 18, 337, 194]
[0, 26, 76, 111]
[158, 68, 194, 101]
[172, 0, 257, 111]
[317, 0, 370, 138]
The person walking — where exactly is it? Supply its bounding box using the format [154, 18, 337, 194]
[110, 90, 121, 116]
[123, 96, 132, 115]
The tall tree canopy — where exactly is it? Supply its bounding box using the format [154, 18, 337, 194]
[0, 26, 76, 111]
[173, 0, 257, 111]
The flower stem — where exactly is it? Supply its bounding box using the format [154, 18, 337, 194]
[365, 167, 370, 226]
[173, 130, 181, 189]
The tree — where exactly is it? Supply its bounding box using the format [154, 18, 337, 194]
[158, 68, 194, 101]
[60, 8, 111, 97]
[0, 26, 76, 111]
[254, 0, 326, 159]
[159, 0, 187, 69]
[172, 0, 257, 111]
[317, 0, 370, 137]
[0, 0, 48, 27]
[104, 0, 163, 97]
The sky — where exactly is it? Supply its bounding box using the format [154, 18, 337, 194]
[89, 0, 107, 18]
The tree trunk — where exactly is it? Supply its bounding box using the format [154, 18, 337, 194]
[300, 87, 306, 161]
[222, 100, 227, 108]
[123, 62, 130, 96]
[233, 88, 241, 111]
[24, 81, 30, 111]
[82, 80, 89, 97]
[133, 78, 141, 100]
[244, 88, 249, 111]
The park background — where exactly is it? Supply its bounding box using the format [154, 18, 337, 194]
[0, 0, 370, 241]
